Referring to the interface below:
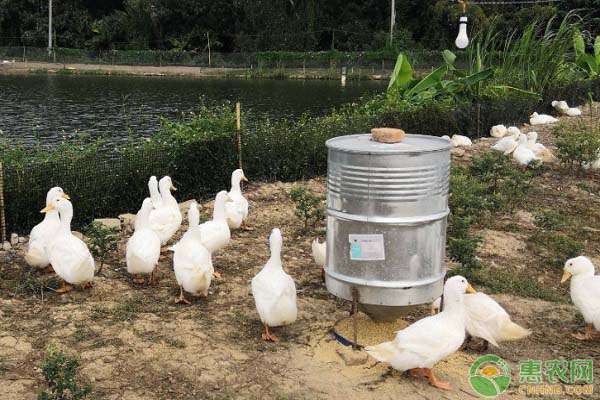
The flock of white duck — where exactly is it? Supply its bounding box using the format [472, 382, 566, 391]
[366, 255, 600, 390]
[24, 169, 296, 342]
[20, 164, 600, 391]
[443, 100, 596, 168]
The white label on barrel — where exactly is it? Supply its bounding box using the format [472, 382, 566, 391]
[348, 234, 385, 261]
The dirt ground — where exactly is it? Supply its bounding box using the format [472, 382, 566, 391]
[1, 107, 600, 399]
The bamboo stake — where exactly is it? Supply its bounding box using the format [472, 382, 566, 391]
[236, 102, 242, 170]
[0, 162, 6, 244]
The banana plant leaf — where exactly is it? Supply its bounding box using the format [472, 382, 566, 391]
[576, 54, 599, 77]
[404, 65, 448, 98]
[388, 53, 413, 91]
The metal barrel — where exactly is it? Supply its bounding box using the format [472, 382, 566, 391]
[325, 134, 451, 316]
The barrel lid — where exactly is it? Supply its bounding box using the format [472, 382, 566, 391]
[326, 134, 451, 154]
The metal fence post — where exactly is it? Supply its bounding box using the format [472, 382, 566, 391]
[0, 162, 6, 243]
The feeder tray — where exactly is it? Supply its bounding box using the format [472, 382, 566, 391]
[332, 312, 409, 348]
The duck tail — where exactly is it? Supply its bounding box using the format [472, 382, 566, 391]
[365, 341, 396, 364]
[499, 320, 531, 341]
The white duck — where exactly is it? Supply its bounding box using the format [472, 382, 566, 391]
[449, 135, 472, 147]
[172, 201, 214, 304]
[512, 134, 538, 166]
[561, 256, 600, 340]
[552, 100, 570, 114]
[431, 293, 531, 347]
[148, 176, 162, 208]
[148, 176, 182, 244]
[197, 191, 232, 254]
[311, 238, 326, 280]
[25, 187, 70, 270]
[526, 132, 555, 162]
[225, 169, 249, 230]
[490, 124, 508, 138]
[42, 197, 94, 293]
[251, 228, 297, 342]
[126, 198, 161, 285]
[530, 112, 558, 125]
[507, 126, 521, 137]
[491, 132, 519, 155]
[366, 276, 475, 390]
[566, 107, 582, 117]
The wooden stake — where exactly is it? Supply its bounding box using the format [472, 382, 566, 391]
[236, 102, 242, 170]
[0, 162, 6, 244]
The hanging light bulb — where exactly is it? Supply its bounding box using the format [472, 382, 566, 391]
[455, 16, 469, 49]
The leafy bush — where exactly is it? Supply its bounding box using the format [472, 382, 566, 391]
[447, 151, 537, 268]
[37, 346, 91, 400]
[386, 50, 494, 107]
[289, 186, 325, 231]
[554, 121, 600, 170]
[574, 29, 600, 78]
[82, 222, 119, 275]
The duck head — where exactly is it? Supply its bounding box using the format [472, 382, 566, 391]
[46, 186, 70, 206]
[269, 228, 283, 259]
[526, 131, 538, 143]
[561, 256, 595, 283]
[442, 275, 476, 312]
[159, 176, 177, 193]
[187, 200, 200, 228]
[232, 169, 248, 183]
[41, 196, 74, 229]
[135, 198, 154, 230]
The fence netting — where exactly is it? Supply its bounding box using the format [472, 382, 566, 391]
[0, 47, 445, 70]
[2, 77, 599, 236]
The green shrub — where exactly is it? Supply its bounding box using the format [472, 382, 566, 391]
[37, 346, 91, 400]
[82, 222, 119, 275]
[554, 121, 600, 170]
[447, 151, 537, 268]
[534, 210, 567, 231]
[289, 186, 325, 232]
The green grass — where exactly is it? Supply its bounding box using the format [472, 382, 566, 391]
[529, 231, 584, 268]
[37, 345, 92, 400]
[534, 210, 568, 231]
[452, 267, 564, 302]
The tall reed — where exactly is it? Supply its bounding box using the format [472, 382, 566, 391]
[467, 12, 583, 95]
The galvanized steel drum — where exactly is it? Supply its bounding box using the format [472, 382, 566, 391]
[325, 133, 451, 320]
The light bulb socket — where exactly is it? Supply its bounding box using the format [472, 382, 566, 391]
[460, 16, 468, 23]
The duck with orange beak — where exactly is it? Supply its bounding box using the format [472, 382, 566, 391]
[366, 276, 476, 391]
[225, 169, 251, 230]
[41, 196, 95, 293]
[561, 256, 600, 340]
[25, 187, 70, 272]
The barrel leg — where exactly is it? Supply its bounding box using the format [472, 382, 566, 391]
[351, 287, 359, 349]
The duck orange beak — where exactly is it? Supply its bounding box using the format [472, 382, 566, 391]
[41, 204, 55, 213]
[62, 193, 70, 200]
[466, 284, 477, 294]
[560, 271, 572, 284]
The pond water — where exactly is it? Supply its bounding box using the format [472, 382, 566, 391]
[0, 74, 385, 146]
